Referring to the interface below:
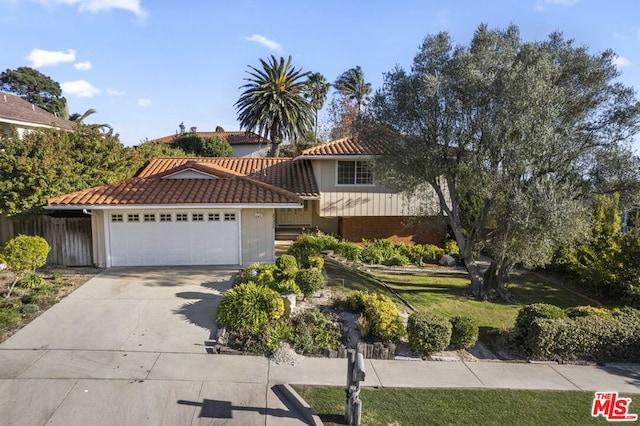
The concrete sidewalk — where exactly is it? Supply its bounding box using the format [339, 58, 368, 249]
[1, 349, 639, 425]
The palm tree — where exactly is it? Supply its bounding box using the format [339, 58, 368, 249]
[69, 108, 113, 136]
[333, 66, 372, 115]
[69, 108, 96, 123]
[235, 55, 314, 157]
[304, 72, 330, 142]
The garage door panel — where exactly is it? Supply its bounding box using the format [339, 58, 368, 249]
[109, 211, 239, 266]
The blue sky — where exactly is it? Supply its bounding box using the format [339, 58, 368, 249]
[1, 0, 640, 152]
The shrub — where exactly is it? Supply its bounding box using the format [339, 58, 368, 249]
[288, 234, 338, 267]
[449, 316, 479, 349]
[268, 278, 301, 295]
[21, 303, 40, 316]
[308, 256, 324, 270]
[334, 242, 361, 262]
[290, 308, 341, 354]
[295, 268, 325, 298]
[407, 312, 452, 355]
[526, 308, 640, 362]
[386, 253, 409, 266]
[345, 290, 367, 312]
[444, 240, 460, 255]
[275, 255, 299, 279]
[2, 235, 50, 298]
[17, 273, 47, 289]
[565, 306, 610, 319]
[0, 307, 21, 330]
[513, 303, 567, 350]
[216, 282, 284, 332]
[264, 321, 294, 353]
[363, 293, 405, 343]
[360, 245, 386, 265]
[423, 244, 445, 262]
[241, 263, 277, 286]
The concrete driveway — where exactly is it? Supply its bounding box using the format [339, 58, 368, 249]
[0, 267, 310, 426]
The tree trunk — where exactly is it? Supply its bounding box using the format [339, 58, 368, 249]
[479, 260, 516, 302]
[5, 276, 19, 299]
[269, 142, 280, 157]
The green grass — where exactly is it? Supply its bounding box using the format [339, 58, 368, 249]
[375, 272, 598, 330]
[293, 386, 634, 425]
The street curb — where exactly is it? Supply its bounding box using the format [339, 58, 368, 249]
[274, 383, 324, 426]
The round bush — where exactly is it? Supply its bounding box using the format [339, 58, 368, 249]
[216, 282, 284, 332]
[295, 268, 325, 298]
[275, 254, 299, 279]
[268, 278, 301, 295]
[513, 303, 568, 350]
[363, 293, 406, 343]
[241, 263, 277, 285]
[345, 291, 367, 312]
[449, 316, 479, 349]
[407, 312, 452, 355]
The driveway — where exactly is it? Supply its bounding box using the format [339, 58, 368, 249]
[0, 267, 310, 425]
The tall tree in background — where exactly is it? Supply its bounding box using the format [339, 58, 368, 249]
[235, 55, 314, 156]
[0, 67, 68, 118]
[304, 72, 330, 141]
[333, 66, 372, 115]
[69, 108, 114, 135]
[368, 24, 640, 301]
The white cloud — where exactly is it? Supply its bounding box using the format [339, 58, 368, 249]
[107, 88, 126, 96]
[74, 60, 92, 70]
[613, 56, 632, 67]
[244, 34, 283, 52]
[25, 48, 76, 68]
[138, 98, 152, 106]
[613, 32, 629, 40]
[61, 80, 101, 97]
[535, 0, 579, 11]
[23, 0, 146, 17]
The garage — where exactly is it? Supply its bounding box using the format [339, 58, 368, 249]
[107, 209, 240, 266]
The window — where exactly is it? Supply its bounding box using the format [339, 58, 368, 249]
[208, 213, 220, 221]
[224, 213, 236, 222]
[337, 161, 373, 185]
[160, 213, 172, 222]
[143, 213, 156, 222]
[111, 214, 123, 222]
[176, 213, 188, 222]
[192, 213, 204, 222]
[127, 213, 140, 222]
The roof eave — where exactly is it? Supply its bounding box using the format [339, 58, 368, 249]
[44, 202, 304, 210]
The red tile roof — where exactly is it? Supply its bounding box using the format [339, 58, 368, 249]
[46, 174, 301, 207]
[139, 157, 319, 198]
[0, 91, 75, 130]
[297, 137, 393, 156]
[153, 131, 270, 145]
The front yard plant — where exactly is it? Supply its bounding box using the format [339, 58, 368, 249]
[2, 234, 50, 298]
[346, 290, 405, 343]
[216, 282, 284, 332]
[407, 311, 452, 354]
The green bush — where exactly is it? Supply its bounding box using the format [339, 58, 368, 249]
[0, 306, 21, 330]
[407, 312, 452, 355]
[334, 242, 361, 262]
[267, 278, 301, 295]
[216, 282, 284, 332]
[21, 303, 39, 316]
[450, 316, 479, 349]
[444, 240, 460, 255]
[308, 256, 324, 270]
[290, 308, 341, 354]
[513, 303, 568, 350]
[264, 321, 294, 353]
[526, 308, 640, 362]
[295, 269, 325, 298]
[423, 244, 445, 261]
[564, 306, 610, 319]
[386, 253, 409, 266]
[17, 273, 47, 289]
[275, 255, 299, 279]
[347, 291, 405, 343]
[288, 234, 338, 267]
[360, 239, 397, 265]
[1, 234, 50, 272]
[241, 263, 277, 285]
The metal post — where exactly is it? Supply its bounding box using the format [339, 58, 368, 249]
[345, 348, 365, 425]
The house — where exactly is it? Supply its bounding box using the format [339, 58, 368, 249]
[44, 138, 445, 268]
[153, 131, 271, 157]
[0, 91, 75, 137]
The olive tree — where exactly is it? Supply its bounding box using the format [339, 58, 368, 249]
[368, 24, 640, 301]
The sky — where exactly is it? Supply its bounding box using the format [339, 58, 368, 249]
[1, 0, 640, 152]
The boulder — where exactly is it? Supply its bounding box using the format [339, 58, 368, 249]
[438, 254, 456, 267]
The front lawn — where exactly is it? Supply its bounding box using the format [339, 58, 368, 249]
[293, 386, 624, 425]
[375, 272, 597, 330]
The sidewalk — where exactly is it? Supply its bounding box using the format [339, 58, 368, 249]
[1, 350, 639, 425]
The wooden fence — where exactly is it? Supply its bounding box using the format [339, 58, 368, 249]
[0, 215, 93, 266]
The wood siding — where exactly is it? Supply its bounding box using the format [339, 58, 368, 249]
[0, 215, 93, 266]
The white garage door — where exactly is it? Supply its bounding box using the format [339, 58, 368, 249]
[108, 210, 240, 266]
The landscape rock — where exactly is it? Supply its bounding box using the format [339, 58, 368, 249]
[438, 254, 456, 267]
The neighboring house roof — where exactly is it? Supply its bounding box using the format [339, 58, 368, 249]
[0, 91, 75, 131]
[153, 131, 270, 146]
[139, 157, 319, 198]
[46, 165, 302, 208]
[296, 137, 393, 158]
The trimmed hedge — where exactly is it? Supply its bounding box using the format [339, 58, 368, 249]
[450, 316, 479, 349]
[526, 308, 640, 362]
[295, 268, 325, 298]
[407, 312, 452, 355]
[513, 303, 568, 349]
